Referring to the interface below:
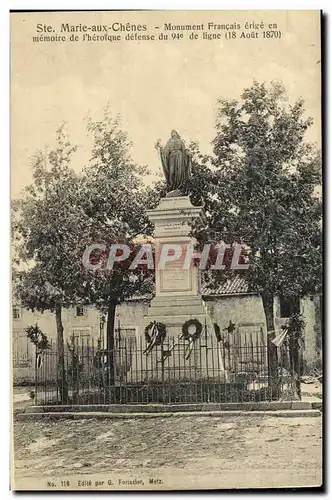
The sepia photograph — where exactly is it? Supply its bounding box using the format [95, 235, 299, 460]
[10, 9, 322, 491]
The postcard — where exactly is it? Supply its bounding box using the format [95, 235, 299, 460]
[11, 10, 322, 491]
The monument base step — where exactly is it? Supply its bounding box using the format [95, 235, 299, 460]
[146, 295, 209, 321]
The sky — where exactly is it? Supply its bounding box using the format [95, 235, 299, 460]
[11, 10, 321, 197]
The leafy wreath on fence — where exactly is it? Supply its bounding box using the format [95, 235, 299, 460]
[144, 321, 167, 346]
[181, 319, 203, 342]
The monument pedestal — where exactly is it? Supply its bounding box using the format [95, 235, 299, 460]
[144, 196, 211, 339]
[137, 195, 229, 382]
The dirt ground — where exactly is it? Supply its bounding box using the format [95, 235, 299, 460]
[12, 412, 322, 490]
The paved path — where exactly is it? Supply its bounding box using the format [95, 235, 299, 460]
[13, 393, 31, 403]
[13, 414, 322, 490]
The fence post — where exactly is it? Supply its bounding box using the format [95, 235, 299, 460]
[204, 319, 209, 402]
[34, 344, 38, 404]
[161, 340, 166, 404]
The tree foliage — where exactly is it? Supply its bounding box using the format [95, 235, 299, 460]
[186, 81, 322, 386]
[12, 124, 84, 311]
[12, 124, 83, 402]
[79, 109, 155, 313]
[25, 324, 50, 352]
[188, 81, 322, 303]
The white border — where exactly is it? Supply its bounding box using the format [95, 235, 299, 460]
[3, 2, 329, 498]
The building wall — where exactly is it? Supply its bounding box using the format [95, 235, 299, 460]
[116, 300, 150, 338]
[313, 295, 323, 364]
[205, 294, 266, 338]
[12, 305, 102, 384]
[274, 295, 319, 367]
[12, 306, 102, 342]
[12, 293, 321, 383]
[300, 297, 321, 367]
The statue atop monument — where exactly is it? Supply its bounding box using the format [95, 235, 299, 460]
[155, 130, 192, 197]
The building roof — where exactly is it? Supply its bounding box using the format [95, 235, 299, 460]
[201, 275, 250, 296]
[126, 275, 252, 302]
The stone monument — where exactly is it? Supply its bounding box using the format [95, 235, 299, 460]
[154, 129, 192, 197]
[144, 131, 213, 340]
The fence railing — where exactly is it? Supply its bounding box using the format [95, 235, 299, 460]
[32, 329, 300, 405]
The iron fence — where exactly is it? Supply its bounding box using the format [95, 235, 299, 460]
[32, 328, 300, 405]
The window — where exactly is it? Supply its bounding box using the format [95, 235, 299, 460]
[13, 307, 20, 320]
[75, 306, 86, 317]
[71, 328, 90, 340]
[13, 329, 33, 366]
[279, 296, 300, 318]
[115, 327, 136, 344]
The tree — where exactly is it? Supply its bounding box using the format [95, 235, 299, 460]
[25, 324, 51, 352]
[78, 109, 155, 384]
[188, 81, 322, 387]
[283, 313, 306, 399]
[12, 124, 83, 403]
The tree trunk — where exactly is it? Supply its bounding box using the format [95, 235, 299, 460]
[55, 303, 68, 404]
[106, 299, 117, 386]
[261, 291, 278, 395]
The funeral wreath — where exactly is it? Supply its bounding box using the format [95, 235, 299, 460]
[181, 318, 203, 342]
[144, 321, 167, 346]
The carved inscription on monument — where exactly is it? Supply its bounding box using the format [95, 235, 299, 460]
[160, 260, 192, 292]
[155, 221, 189, 237]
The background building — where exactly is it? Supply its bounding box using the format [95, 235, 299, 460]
[12, 276, 322, 384]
